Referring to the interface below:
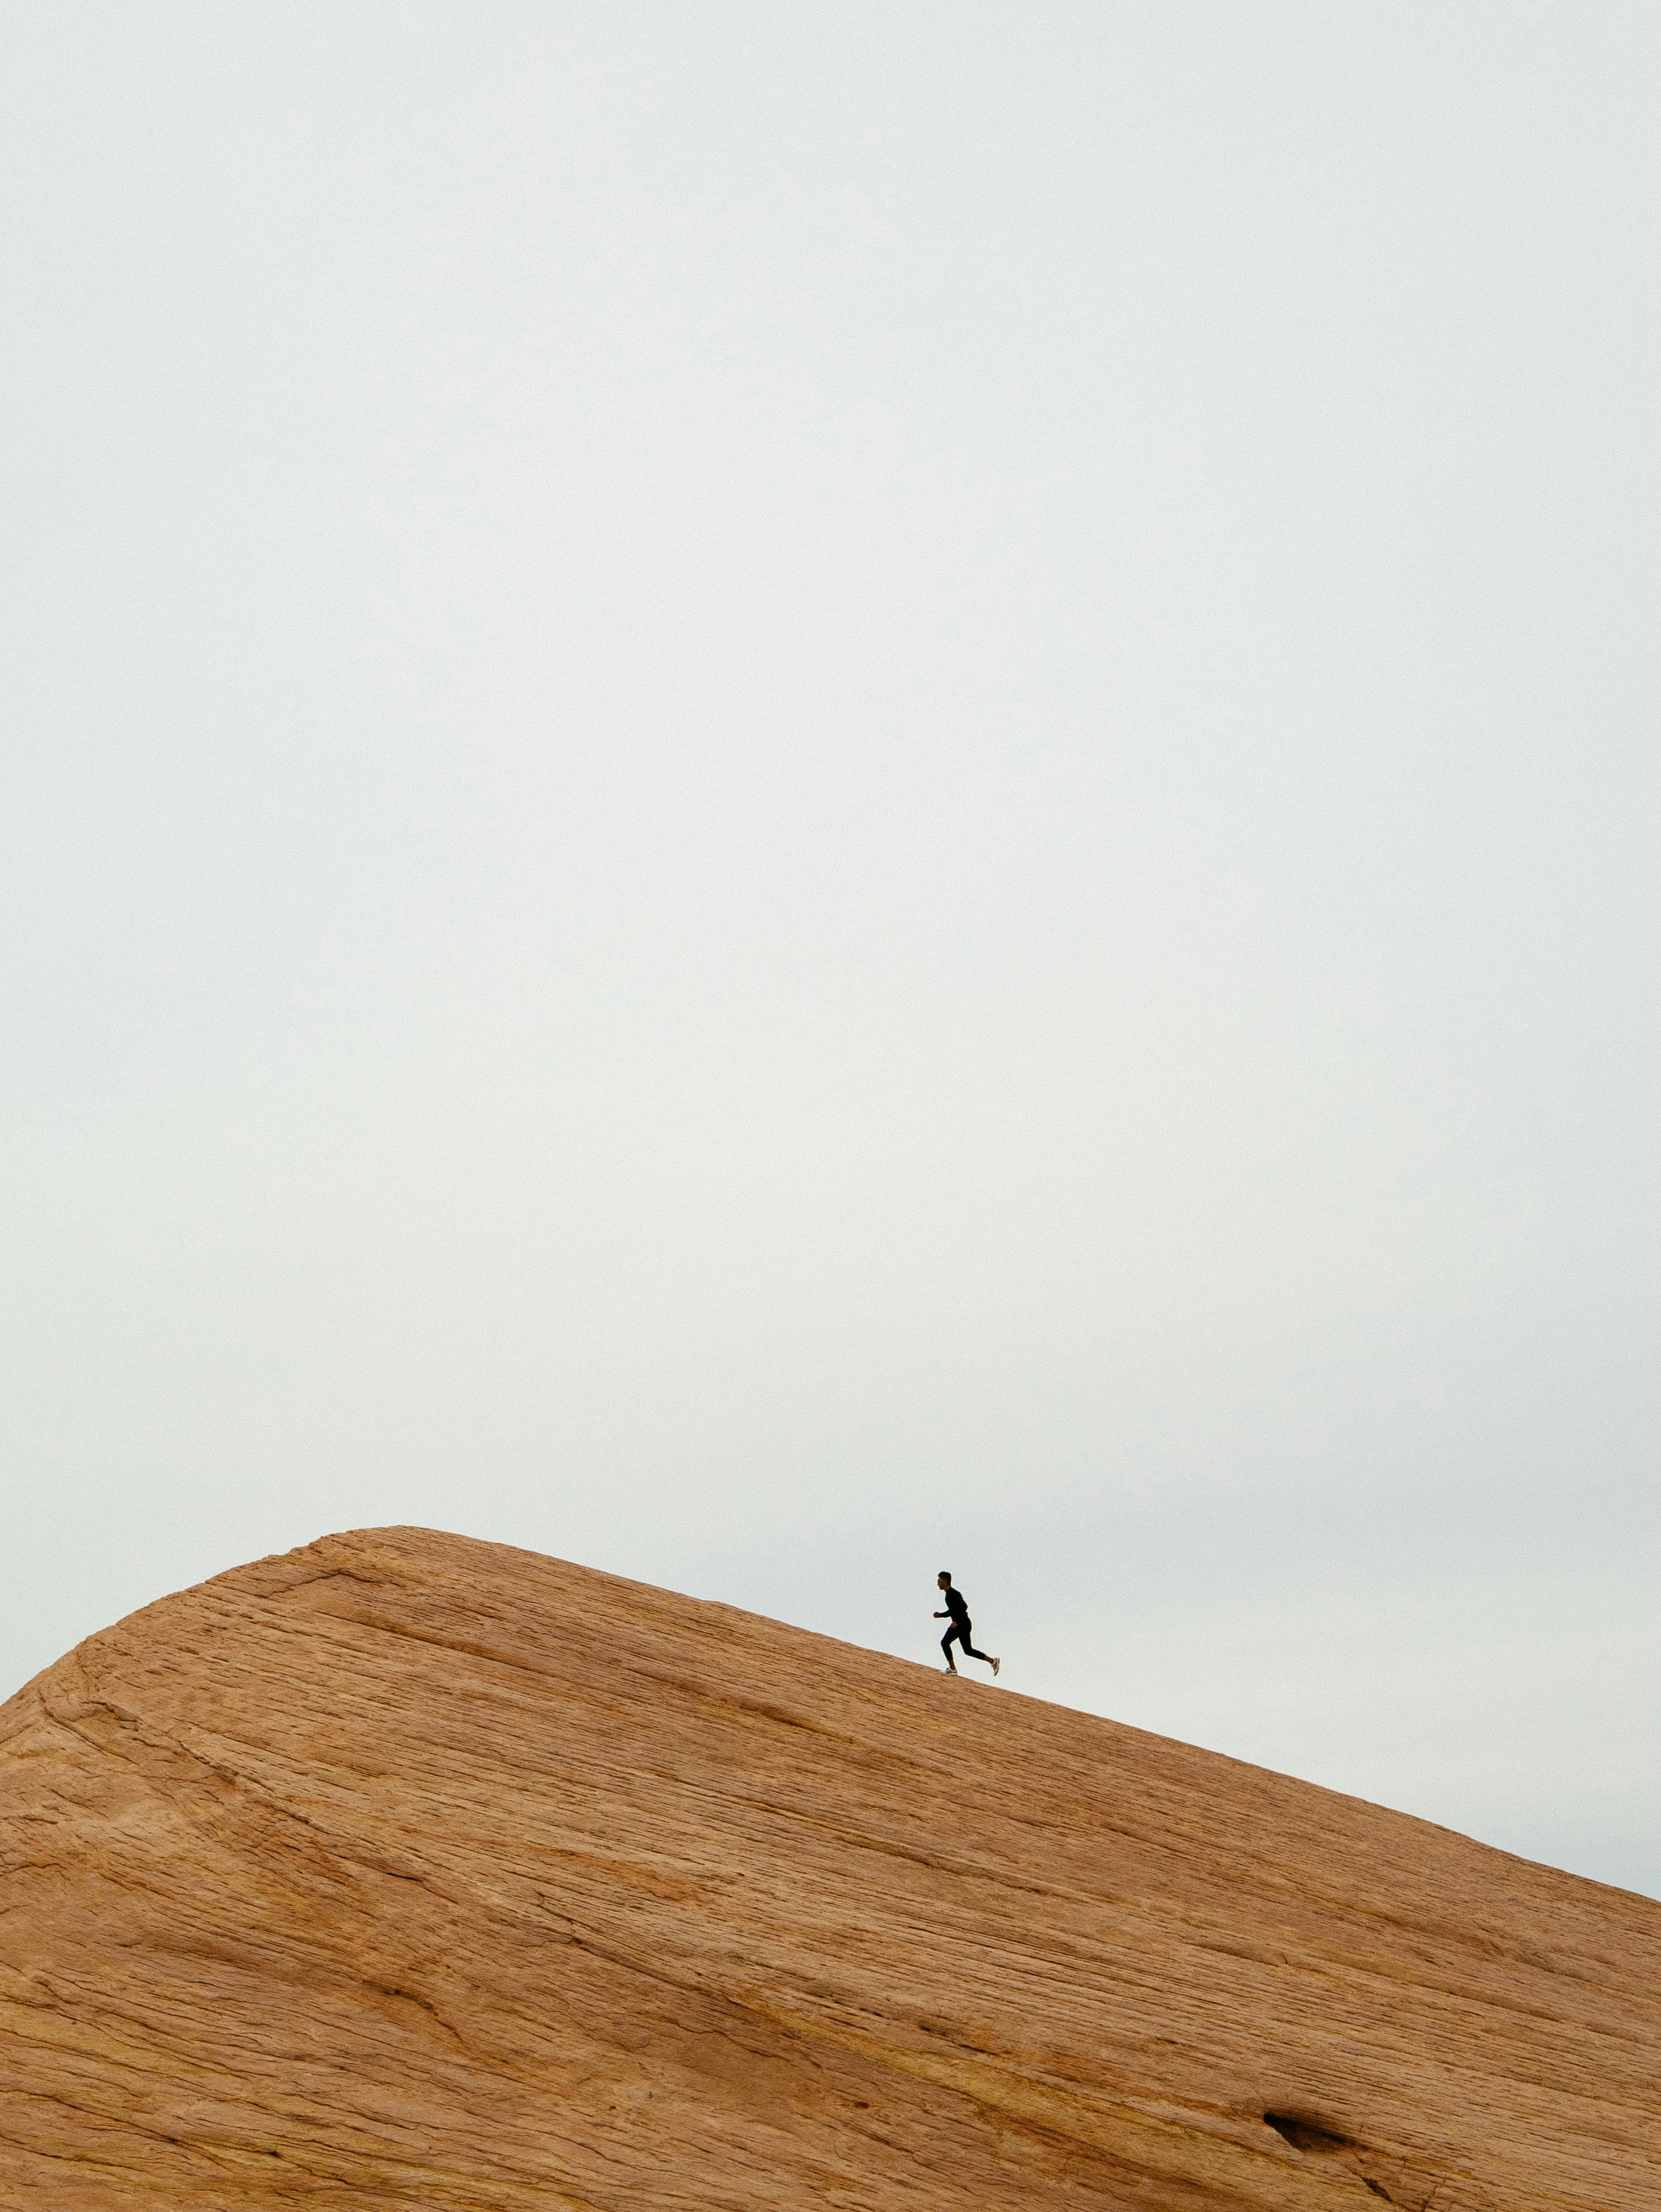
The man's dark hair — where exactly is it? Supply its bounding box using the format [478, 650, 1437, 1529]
[938, 1570, 952, 1580]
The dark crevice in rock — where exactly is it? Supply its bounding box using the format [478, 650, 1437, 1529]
[1264, 2111, 1356, 2155]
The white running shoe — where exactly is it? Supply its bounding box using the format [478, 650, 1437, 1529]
[992, 1657, 1001, 1677]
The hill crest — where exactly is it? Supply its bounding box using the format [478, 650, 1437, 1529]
[2, 1524, 1657, 2209]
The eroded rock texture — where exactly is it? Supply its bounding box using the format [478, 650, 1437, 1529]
[2, 1526, 1657, 2208]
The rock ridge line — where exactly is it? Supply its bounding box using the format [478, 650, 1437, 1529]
[2, 1524, 1657, 2208]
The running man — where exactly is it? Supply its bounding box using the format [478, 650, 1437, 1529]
[934, 1572, 1000, 1677]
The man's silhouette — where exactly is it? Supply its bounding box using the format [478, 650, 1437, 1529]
[934, 1572, 999, 1677]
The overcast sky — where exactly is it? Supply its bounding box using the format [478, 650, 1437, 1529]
[5, 2, 1658, 1896]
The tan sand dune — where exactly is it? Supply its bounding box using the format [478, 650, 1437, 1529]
[2, 1525, 1657, 2208]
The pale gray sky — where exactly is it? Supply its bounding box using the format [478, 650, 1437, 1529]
[4, 3, 1658, 1892]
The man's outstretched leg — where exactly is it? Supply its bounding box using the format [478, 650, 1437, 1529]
[958, 1624, 1000, 1678]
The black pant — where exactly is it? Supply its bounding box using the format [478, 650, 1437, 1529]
[943, 1621, 989, 1666]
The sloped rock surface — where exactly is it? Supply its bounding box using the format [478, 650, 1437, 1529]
[2, 1526, 1657, 2209]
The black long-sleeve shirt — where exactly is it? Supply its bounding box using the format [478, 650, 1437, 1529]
[942, 1585, 969, 1624]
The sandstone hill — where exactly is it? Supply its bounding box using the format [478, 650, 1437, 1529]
[2, 1527, 1657, 2209]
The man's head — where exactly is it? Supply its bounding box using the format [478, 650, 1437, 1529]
[937, 1572, 952, 1589]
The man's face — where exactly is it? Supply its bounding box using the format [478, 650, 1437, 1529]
[937, 1576, 949, 1590]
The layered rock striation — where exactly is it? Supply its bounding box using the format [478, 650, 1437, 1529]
[2, 1526, 1657, 2208]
